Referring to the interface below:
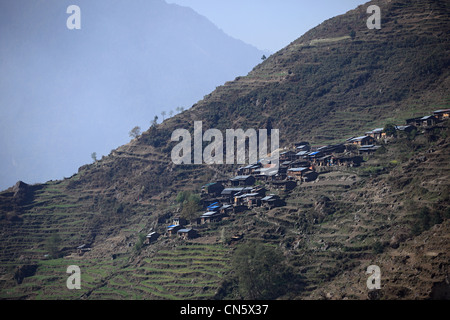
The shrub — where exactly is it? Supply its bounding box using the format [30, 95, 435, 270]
[372, 241, 384, 254]
[411, 207, 443, 236]
[134, 233, 146, 253]
[360, 166, 384, 176]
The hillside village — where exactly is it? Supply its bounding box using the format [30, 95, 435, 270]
[136, 108, 450, 246]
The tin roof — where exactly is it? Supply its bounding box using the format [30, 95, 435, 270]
[177, 229, 192, 233]
[288, 167, 309, 172]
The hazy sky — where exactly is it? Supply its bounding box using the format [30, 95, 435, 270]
[167, 0, 369, 52]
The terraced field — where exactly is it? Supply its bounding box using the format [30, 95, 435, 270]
[1, 242, 231, 300]
[1, 255, 119, 299]
[91, 244, 231, 300]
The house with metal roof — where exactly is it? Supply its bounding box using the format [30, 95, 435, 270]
[201, 182, 224, 197]
[433, 109, 450, 121]
[76, 244, 92, 255]
[347, 135, 375, 146]
[296, 150, 309, 158]
[279, 150, 297, 161]
[167, 224, 184, 236]
[229, 175, 256, 186]
[219, 204, 234, 215]
[287, 167, 311, 180]
[406, 115, 437, 127]
[234, 192, 262, 208]
[145, 231, 160, 244]
[395, 125, 416, 133]
[237, 163, 261, 175]
[221, 187, 253, 197]
[316, 144, 346, 155]
[270, 179, 297, 191]
[365, 128, 385, 140]
[359, 145, 381, 155]
[261, 194, 283, 209]
[200, 211, 225, 224]
[177, 228, 198, 240]
[420, 115, 437, 127]
[306, 151, 323, 158]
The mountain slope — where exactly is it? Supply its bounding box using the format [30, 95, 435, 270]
[184, 0, 450, 143]
[0, 0, 449, 300]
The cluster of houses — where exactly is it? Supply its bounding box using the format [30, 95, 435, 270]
[144, 108, 449, 245]
[405, 109, 450, 127]
[145, 217, 199, 243]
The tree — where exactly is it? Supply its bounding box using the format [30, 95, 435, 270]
[176, 191, 201, 221]
[169, 110, 174, 117]
[129, 126, 141, 138]
[231, 242, 296, 299]
[161, 111, 166, 121]
[176, 191, 191, 204]
[182, 195, 201, 221]
[151, 115, 159, 127]
[261, 55, 267, 61]
[383, 123, 397, 137]
[134, 233, 146, 253]
[411, 207, 443, 236]
[91, 152, 97, 162]
[46, 234, 62, 259]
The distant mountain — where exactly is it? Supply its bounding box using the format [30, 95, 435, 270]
[0, 0, 265, 190]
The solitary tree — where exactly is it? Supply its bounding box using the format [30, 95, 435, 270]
[151, 116, 158, 127]
[169, 110, 174, 117]
[176, 191, 201, 221]
[91, 152, 97, 162]
[46, 234, 62, 259]
[161, 111, 166, 121]
[129, 126, 141, 138]
[261, 54, 267, 61]
[184, 195, 201, 221]
[134, 233, 147, 253]
[231, 242, 296, 299]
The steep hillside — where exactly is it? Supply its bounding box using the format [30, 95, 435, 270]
[183, 0, 450, 144]
[0, 0, 449, 300]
